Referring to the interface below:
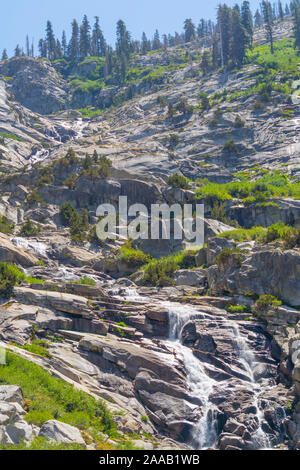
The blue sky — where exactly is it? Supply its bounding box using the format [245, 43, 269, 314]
[2, 0, 262, 55]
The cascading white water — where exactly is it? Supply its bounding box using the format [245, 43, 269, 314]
[166, 304, 218, 449]
[120, 287, 272, 450]
[231, 324, 271, 450]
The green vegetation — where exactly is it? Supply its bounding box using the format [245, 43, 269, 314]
[0, 436, 84, 451]
[0, 352, 116, 440]
[0, 216, 14, 235]
[143, 249, 198, 286]
[220, 222, 300, 249]
[254, 294, 282, 313]
[166, 173, 190, 190]
[18, 217, 41, 237]
[0, 263, 44, 297]
[0, 132, 24, 142]
[223, 139, 238, 153]
[60, 202, 89, 243]
[215, 248, 243, 267]
[196, 171, 300, 206]
[38, 167, 53, 186]
[75, 276, 96, 286]
[226, 304, 251, 314]
[64, 173, 78, 190]
[118, 243, 151, 268]
[78, 107, 103, 118]
[233, 115, 245, 128]
[246, 38, 299, 76]
[27, 190, 44, 205]
[11, 340, 50, 358]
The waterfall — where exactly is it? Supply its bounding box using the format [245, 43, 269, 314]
[231, 324, 271, 450]
[166, 304, 218, 449]
[119, 287, 273, 450]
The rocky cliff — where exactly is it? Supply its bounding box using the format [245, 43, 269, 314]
[0, 17, 299, 451]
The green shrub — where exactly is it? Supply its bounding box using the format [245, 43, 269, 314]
[169, 133, 179, 148]
[215, 248, 243, 267]
[166, 173, 190, 189]
[18, 218, 41, 237]
[143, 249, 197, 286]
[0, 216, 14, 235]
[64, 173, 78, 189]
[254, 295, 282, 313]
[226, 304, 251, 313]
[27, 190, 44, 205]
[119, 245, 151, 268]
[75, 276, 96, 286]
[38, 167, 53, 186]
[233, 115, 245, 128]
[283, 228, 300, 249]
[0, 436, 85, 451]
[60, 203, 89, 242]
[0, 263, 44, 297]
[223, 139, 238, 154]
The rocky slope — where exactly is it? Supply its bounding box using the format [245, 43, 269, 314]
[0, 17, 299, 450]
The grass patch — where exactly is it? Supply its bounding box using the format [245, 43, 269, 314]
[0, 351, 117, 437]
[75, 276, 96, 286]
[143, 249, 198, 286]
[118, 243, 151, 268]
[0, 132, 24, 142]
[196, 171, 300, 205]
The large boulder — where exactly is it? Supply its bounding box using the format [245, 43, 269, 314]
[38, 420, 86, 446]
[0, 57, 70, 114]
[0, 386, 23, 407]
[173, 268, 207, 287]
[0, 233, 38, 267]
[13, 287, 92, 317]
[208, 247, 300, 308]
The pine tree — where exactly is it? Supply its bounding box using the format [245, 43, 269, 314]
[200, 50, 211, 75]
[254, 9, 263, 27]
[163, 34, 168, 50]
[231, 8, 249, 66]
[241, 1, 254, 46]
[212, 33, 220, 69]
[197, 19, 206, 38]
[62, 31, 67, 56]
[56, 39, 63, 59]
[1, 49, 8, 60]
[141, 32, 149, 54]
[26, 35, 30, 56]
[46, 20, 56, 60]
[14, 45, 22, 57]
[217, 5, 232, 67]
[152, 30, 161, 50]
[80, 15, 91, 57]
[69, 19, 80, 58]
[262, 0, 274, 54]
[278, 1, 284, 20]
[285, 4, 290, 16]
[116, 20, 131, 58]
[293, 4, 300, 49]
[91, 17, 106, 56]
[184, 18, 196, 42]
[38, 39, 47, 57]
